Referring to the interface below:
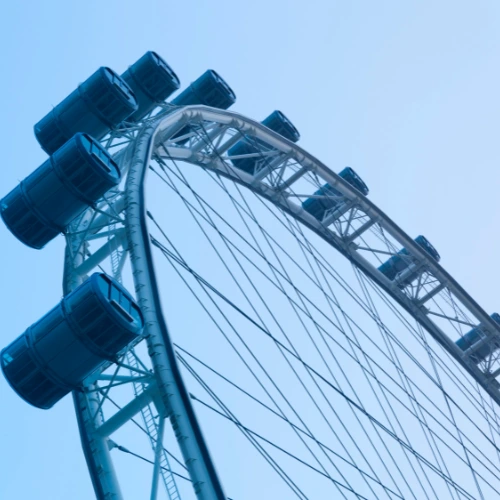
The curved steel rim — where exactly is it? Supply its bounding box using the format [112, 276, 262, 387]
[64, 105, 500, 499]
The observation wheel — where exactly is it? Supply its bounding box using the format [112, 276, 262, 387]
[2, 51, 500, 499]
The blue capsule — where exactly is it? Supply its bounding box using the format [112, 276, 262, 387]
[1, 133, 120, 249]
[1, 273, 143, 409]
[456, 313, 500, 363]
[302, 167, 369, 221]
[122, 51, 180, 122]
[229, 110, 300, 175]
[172, 69, 236, 109]
[170, 70, 236, 145]
[378, 235, 440, 287]
[35, 67, 138, 155]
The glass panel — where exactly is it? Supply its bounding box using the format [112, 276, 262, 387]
[112, 77, 132, 100]
[151, 51, 160, 64]
[110, 284, 121, 304]
[129, 304, 142, 324]
[119, 293, 131, 311]
[110, 299, 134, 323]
[80, 134, 92, 151]
[4, 336, 27, 362]
[90, 144, 112, 173]
[2, 351, 14, 365]
[104, 68, 114, 80]
[97, 274, 110, 299]
[108, 157, 119, 171]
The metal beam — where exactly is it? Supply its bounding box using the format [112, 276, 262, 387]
[76, 231, 126, 276]
[148, 106, 500, 403]
[96, 385, 157, 437]
[64, 232, 123, 500]
[126, 120, 227, 500]
[64, 105, 500, 500]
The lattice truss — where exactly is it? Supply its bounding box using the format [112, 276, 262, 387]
[64, 108, 500, 499]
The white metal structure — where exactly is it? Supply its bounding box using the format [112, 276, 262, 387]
[62, 105, 500, 499]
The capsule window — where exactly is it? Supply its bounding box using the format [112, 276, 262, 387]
[97, 274, 111, 297]
[159, 59, 175, 79]
[119, 293, 132, 315]
[279, 112, 292, 128]
[110, 299, 134, 323]
[80, 134, 93, 152]
[151, 52, 161, 65]
[427, 242, 438, 258]
[2, 351, 13, 365]
[119, 293, 130, 309]
[97, 275, 141, 324]
[210, 70, 220, 83]
[110, 284, 121, 304]
[90, 150, 112, 173]
[118, 78, 130, 93]
[211, 70, 226, 93]
[352, 173, 362, 185]
[2, 336, 27, 366]
[111, 74, 133, 100]
[105, 68, 131, 97]
[89, 141, 118, 174]
[118, 293, 140, 323]
[129, 304, 142, 324]
[113, 81, 131, 101]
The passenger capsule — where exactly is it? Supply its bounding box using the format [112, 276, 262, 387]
[229, 110, 300, 174]
[170, 70, 236, 144]
[378, 235, 440, 287]
[1, 133, 120, 249]
[35, 67, 138, 155]
[456, 313, 500, 363]
[171, 69, 236, 109]
[122, 51, 180, 122]
[0, 273, 143, 409]
[302, 167, 369, 221]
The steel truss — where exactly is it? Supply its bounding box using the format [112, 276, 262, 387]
[63, 105, 500, 499]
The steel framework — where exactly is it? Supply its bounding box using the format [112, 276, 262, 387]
[62, 105, 500, 499]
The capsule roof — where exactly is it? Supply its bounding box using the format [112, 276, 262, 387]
[102, 67, 137, 107]
[414, 235, 440, 262]
[339, 167, 369, 196]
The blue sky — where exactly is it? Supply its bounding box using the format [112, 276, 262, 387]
[2, 1, 500, 498]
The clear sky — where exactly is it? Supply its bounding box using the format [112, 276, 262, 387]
[1, 1, 500, 499]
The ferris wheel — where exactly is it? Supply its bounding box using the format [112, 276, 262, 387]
[2, 50, 500, 499]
